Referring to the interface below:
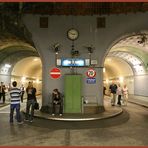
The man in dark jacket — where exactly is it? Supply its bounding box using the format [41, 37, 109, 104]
[25, 82, 37, 122]
[109, 81, 117, 106]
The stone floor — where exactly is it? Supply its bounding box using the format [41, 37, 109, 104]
[0, 95, 147, 146]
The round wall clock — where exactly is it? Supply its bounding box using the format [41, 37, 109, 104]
[67, 28, 79, 41]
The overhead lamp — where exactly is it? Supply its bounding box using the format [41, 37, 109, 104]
[36, 79, 39, 83]
[119, 76, 124, 83]
[84, 45, 95, 54]
[137, 34, 147, 46]
[106, 79, 109, 84]
[33, 58, 38, 61]
[4, 64, 11, 68]
[21, 76, 26, 83]
[53, 43, 61, 54]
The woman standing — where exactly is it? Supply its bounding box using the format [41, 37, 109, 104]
[117, 84, 122, 106]
[122, 84, 128, 106]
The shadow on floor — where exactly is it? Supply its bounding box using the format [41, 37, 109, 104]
[23, 109, 130, 130]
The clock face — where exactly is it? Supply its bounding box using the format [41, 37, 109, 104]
[67, 28, 79, 41]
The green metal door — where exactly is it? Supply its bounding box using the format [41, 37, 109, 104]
[64, 75, 82, 113]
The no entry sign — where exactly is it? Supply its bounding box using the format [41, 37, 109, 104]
[50, 68, 61, 79]
[86, 68, 96, 78]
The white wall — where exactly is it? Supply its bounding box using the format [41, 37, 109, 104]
[134, 75, 148, 96]
[0, 74, 11, 87]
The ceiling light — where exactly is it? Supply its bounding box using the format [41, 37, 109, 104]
[4, 64, 11, 68]
[119, 76, 124, 83]
[21, 77, 26, 83]
[33, 58, 39, 61]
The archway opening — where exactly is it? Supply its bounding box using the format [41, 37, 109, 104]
[0, 37, 42, 104]
[104, 33, 148, 104]
[11, 57, 42, 95]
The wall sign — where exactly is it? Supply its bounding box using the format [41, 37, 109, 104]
[50, 68, 61, 79]
[86, 78, 96, 84]
[86, 68, 96, 78]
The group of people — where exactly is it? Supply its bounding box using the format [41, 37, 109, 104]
[0, 81, 25, 104]
[9, 81, 37, 124]
[8, 79, 129, 125]
[109, 81, 128, 106]
[9, 80, 63, 125]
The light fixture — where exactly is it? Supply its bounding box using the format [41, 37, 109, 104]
[119, 76, 124, 83]
[106, 79, 109, 84]
[53, 43, 61, 54]
[33, 58, 38, 61]
[21, 76, 26, 83]
[36, 79, 40, 84]
[84, 45, 94, 54]
[137, 33, 147, 46]
[4, 64, 11, 68]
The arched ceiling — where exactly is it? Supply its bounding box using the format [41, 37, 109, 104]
[111, 34, 148, 67]
[105, 33, 148, 80]
[12, 57, 42, 79]
[0, 37, 39, 73]
[104, 57, 133, 80]
[111, 46, 148, 67]
[112, 34, 148, 53]
[0, 39, 35, 51]
[108, 51, 145, 75]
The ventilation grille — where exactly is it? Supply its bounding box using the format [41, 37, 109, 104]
[97, 17, 106, 28]
[40, 17, 48, 28]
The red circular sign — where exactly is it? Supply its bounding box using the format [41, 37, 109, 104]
[86, 68, 96, 78]
[50, 68, 61, 79]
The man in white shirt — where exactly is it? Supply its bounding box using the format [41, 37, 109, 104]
[10, 81, 23, 124]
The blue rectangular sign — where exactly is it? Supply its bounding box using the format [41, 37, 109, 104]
[86, 78, 96, 84]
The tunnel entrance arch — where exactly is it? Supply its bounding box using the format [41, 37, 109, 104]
[11, 57, 42, 96]
[103, 32, 148, 102]
[0, 37, 42, 105]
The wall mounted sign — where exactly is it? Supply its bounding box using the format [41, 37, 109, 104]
[86, 68, 96, 78]
[86, 78, 96, 84]
[50, 68, 61, 79]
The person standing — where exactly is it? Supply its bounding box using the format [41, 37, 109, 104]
[20, 84, 25, 103]
[103, 86, 106, 96]
[116, 84, 122, 106]
[122, 84, 128, 106]
[109, 81, 117, 106]
[25, 82, 37, 122]
[9, 81, 23, 124]
[0, 82, 6, 104]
